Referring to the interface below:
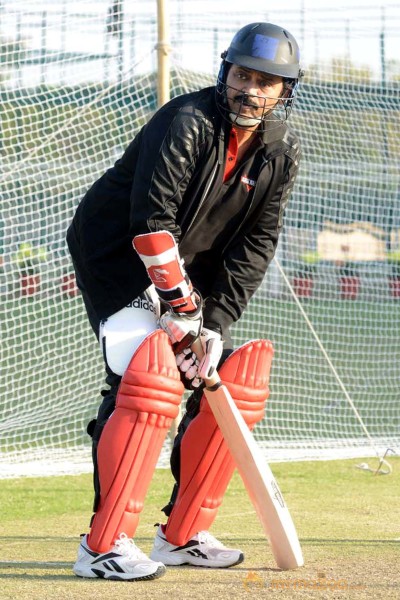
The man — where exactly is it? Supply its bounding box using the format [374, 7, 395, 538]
[67, 22, 303, 581]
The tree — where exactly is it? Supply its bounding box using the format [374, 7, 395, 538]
[304, 56, 372, 84]
[386, 59, 400, 82]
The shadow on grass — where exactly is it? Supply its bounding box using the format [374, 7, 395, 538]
[1, 561, 71, 569]
[0, 560, 272, 571]
[0, 561, 281, 582]
[1, 536, 79, 542]
[300, 538, 400, 546]
[0, 574, 74, 582]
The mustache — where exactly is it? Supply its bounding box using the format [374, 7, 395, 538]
[233, 93, 259, 109]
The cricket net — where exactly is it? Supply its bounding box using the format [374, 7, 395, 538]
[1, 1, 399, 478]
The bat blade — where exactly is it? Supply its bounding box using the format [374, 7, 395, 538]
[204, 383, 304, 570]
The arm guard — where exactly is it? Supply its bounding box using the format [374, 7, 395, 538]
[133, 231, 197, 313]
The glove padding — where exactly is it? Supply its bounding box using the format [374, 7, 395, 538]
[173, 328, 224, 389]
[159, 298, 203, 351]
[197, 327, 224, 380]
[175, 347, 201, 390]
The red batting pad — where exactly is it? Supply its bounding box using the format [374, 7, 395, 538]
[165, 339, 273, 546]
[88, 329, 184, 553]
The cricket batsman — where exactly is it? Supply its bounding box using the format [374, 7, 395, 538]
[67, 22, 303, 580]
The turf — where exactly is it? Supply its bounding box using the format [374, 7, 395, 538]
[1, 458, 399, 599]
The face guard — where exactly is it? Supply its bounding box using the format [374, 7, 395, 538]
[216, 74, 299, 129]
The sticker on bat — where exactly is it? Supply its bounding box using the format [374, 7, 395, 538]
[271, 480, 286, 508]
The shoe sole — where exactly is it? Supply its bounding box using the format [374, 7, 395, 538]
[150, 550, 244, 569]
[73, 564, 166, 581]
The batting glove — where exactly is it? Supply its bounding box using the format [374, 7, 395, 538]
[175, 347, 202, 390]
[197, 327, 224, 380]
[159, 296, 203, 351]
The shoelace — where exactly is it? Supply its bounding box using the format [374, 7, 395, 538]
[197, 531, 225, 548]
[113, 533, 149, 560]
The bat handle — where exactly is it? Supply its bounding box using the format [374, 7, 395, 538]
[191, 338, 221, 388]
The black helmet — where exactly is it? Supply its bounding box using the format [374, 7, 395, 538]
[224, 22, 302, 80]
[216, 22, 303, 128]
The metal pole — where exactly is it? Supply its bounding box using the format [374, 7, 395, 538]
[345, 20, 350, 60]
[156, 0, 171, 108]
[117, 0, 124, 85]
[300, 0, 305, 53]
[314, 29, 319, 80]
[40, 11, 47, 86]
[213, 27, 218, 75]
[16, 11, 22, 87]
[379, 8, 390, 251]
[380, 7, 386, 82]
[61, 0, 67, 83]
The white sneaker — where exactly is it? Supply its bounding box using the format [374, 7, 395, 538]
[73, 533, 166, 581]
[150, 525, 244, 568]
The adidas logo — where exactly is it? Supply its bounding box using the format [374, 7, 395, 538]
[126, 298, 156, 313]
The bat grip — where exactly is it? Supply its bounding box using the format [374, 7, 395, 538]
[173, 330, 198, 354]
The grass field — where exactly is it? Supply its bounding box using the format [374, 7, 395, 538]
[1, 458, 399, 600]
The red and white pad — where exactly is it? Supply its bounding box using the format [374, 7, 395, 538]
[165, 339, 274, 546]
[88, 329, 184, 554]
[133, 231, 196, 313]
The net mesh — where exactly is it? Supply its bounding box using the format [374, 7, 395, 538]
[1, 0, 399, 478]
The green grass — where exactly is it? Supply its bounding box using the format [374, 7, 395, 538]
[1, 459, 399, 599]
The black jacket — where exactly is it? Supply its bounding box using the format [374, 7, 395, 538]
[67, 86, 300, 330]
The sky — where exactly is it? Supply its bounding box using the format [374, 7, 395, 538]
[1, 0, 399, 85]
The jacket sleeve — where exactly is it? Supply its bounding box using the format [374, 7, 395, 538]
[129, 107, 211, 240]
[203, 153, 300, 331]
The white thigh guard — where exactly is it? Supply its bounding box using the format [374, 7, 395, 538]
[99, 286, 160, 375]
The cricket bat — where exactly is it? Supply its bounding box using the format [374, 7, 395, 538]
[192, 339, 304, 570]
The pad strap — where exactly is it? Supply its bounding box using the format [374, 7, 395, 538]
[133, 231, 197, 313]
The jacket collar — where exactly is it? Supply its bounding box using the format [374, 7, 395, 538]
[260, 116, 288, 145]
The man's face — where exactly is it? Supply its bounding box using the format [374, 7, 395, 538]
[225, 64, 285, 128]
